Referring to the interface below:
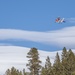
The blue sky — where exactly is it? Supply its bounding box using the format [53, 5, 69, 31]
[0, 0, 75, 51]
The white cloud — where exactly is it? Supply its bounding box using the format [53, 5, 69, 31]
[0, 46, 62, 74]
[0, 26, 75, 48]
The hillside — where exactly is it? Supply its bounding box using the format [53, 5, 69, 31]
[0, 46, 74, 74]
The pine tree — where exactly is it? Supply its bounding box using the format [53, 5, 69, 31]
[41, 67, 47, 75]
[5, 67, 23, 75]
[66, 49, 75, 75]
[45, 56, 51, 69]
[53, 52, 61, 75]
[19, 71, 22, 75]
[5, 69, 11, 75]
[41, 56, 52, 75]
[45, 56, 52, 75]
[26, 47, 42, 75]
[62, 47, 67, 61]
[61, 47, 68, 75]
[23, 69, 26, 75]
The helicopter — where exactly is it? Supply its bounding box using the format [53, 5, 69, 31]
[55, 17, 65, 23]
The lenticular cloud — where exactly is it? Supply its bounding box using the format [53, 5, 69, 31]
[0, 26, 75, 48]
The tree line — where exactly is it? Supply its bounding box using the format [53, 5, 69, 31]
[5, 47, 75, 75]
